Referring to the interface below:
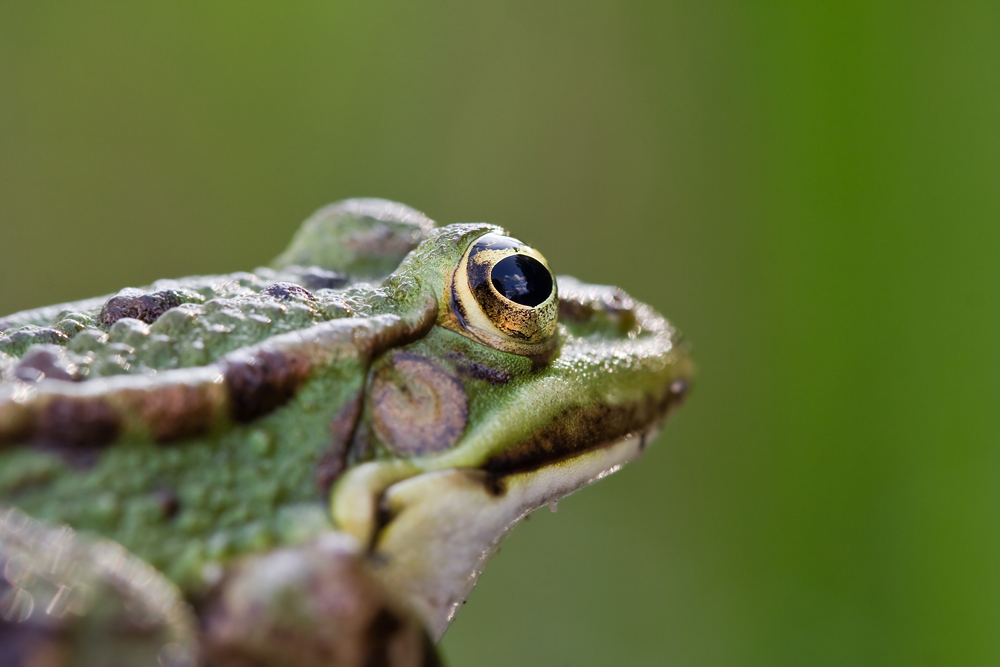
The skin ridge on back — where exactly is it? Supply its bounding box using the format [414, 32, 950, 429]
[0, 198, 693, 666]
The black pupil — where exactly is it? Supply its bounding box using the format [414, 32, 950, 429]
[490, 255, 553, 307]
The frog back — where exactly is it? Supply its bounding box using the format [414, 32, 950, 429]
[0, 200, 438, 591]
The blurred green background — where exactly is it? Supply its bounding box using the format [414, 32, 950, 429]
[2, 2, 998, 665]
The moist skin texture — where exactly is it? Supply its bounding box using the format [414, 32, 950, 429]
[0, 198, 692, 666]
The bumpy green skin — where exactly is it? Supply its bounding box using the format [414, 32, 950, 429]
[272, 198, 437, 281]
[0, 199, 691, 666]
[0, 274, 369, 592]
[0, 221, 487, 593]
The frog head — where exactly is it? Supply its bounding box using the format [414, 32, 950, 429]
[301, 206, 693, 639]
[0, 199, 691, 652]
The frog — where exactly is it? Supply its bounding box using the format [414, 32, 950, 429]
[0, 198, 693, 667]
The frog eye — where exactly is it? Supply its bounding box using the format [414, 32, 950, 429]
[451, 232, 558, 354]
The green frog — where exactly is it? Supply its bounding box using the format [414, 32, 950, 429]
[0, 199, 692, 666]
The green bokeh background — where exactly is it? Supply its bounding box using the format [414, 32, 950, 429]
[2, 3, 998, 665]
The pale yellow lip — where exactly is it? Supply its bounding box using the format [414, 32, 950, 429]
[330, 275, 691, 639]
[365, 423, 662, 641]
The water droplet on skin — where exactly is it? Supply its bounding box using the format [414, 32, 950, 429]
[548, 499, 559, 513]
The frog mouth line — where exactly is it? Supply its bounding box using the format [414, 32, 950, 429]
[479, 380, 689, 481]
[362, 380, 689, 552]
[366, 424, 663, 641]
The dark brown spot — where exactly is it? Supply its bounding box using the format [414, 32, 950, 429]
[364, 607, 402, 667]
[369, 353, 467, 456]
[446, 352, 511, 385]
[122, 383, 221, 442]
[13, 348, 78, 383]
[99, 289, 182, 326]
[260, 282, 315, 301]
[34, 396, 120, 449]
[224, 350, 312, 423]
[482, 389, 683, 477]
[481, 471, 506, 497]
[153, 488, 180, 520]
[316, 392, 364, 494]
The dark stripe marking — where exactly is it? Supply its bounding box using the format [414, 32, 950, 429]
[316, 391, 364, 494]
[482, 387, 685, 478]
[35, 396, 120, 448]
[445, 351, 512, 385]
[1, 303, 440, 452]
[126, 382, 222, 442]
[223, 350, 312, 423]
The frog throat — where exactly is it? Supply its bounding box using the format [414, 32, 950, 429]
[338, 424, 664, 641]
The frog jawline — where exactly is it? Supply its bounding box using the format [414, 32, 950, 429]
[368, 421, 662, 642]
